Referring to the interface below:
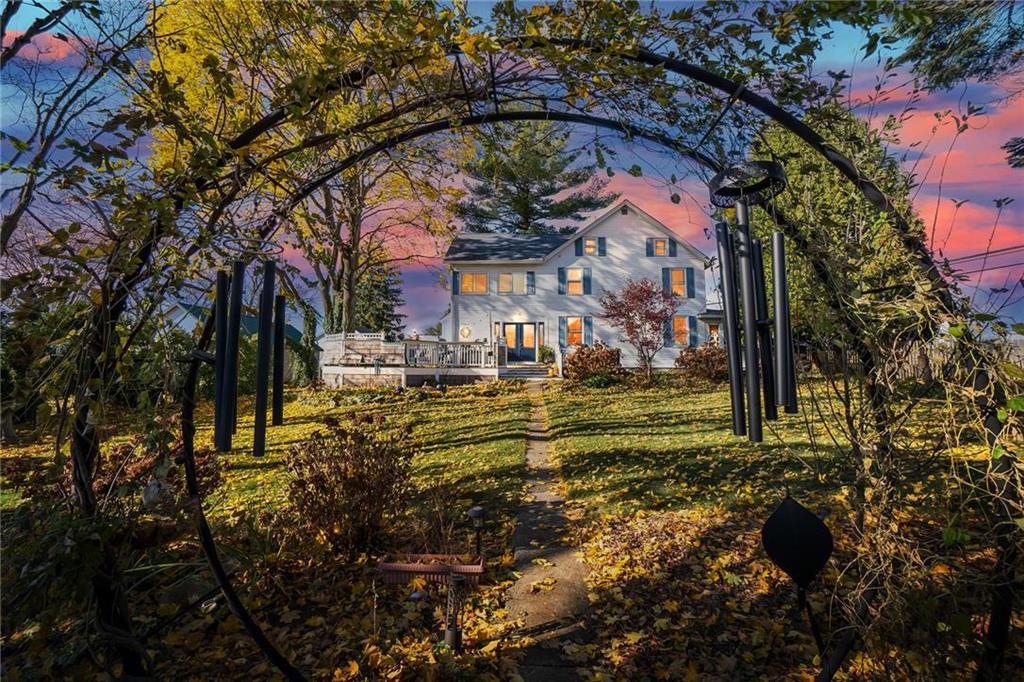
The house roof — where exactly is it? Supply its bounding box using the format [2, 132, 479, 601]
[174, 303, 306, 345]
[442, 199, 707, 264]
[444, 231, 569, 263]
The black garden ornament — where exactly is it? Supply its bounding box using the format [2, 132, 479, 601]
[761, 495, 833, 654]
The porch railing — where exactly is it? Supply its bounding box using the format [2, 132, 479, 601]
[404, 340, 503, 368]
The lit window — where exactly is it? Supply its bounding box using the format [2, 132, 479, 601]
[566, 267, 583, 295]
[498, 272, 526, 294]
[567, 316, 583, 346]
[672, 316, 688, 345]
[653, 239, 668, 256]
[670, 268, 685, 296]
[461, 273, 488, 294]
[538, 322, 545, 346]
[584, 237, 598, 255]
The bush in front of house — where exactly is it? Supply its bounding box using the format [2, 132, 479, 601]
[538, 344, 556, 364]
[563, 342, 623, 386]
[674, 345, 729, 384]
[285, 413, 413, 557]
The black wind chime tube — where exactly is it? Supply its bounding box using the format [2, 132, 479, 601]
[716, 222, 746, 436]
[272, 294, 285, 427]
[213, 270, 229, 452]
[734, 200, 763, 442]
[252, 261, 276, 457]
[224, 260, 245, 448]
[751, 239, 778, 421]
[772, 231, 798, 413]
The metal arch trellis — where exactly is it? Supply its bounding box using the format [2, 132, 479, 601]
[172, 39, 998, 682]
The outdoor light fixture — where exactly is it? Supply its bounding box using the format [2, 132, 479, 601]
[761, 496, 833, 655]
[467, 506, 486, 557]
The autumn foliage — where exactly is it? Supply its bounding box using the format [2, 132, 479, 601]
[674, 345, 729, 384]
[600, 278, 678, 382]
[563, 341, 623, 386]
[286, 413, 413, 557]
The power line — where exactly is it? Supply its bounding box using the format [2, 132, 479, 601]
[956, 260, 1024, 276]
[947, 244, 1024, 263]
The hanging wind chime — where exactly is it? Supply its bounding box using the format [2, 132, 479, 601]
[709, 161, 831, 656]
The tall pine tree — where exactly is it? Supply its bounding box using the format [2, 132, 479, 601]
[353, 264, 406, 336]
[456, 121, 618, 234]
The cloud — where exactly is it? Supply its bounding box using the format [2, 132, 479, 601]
[2, 30, 82, 65]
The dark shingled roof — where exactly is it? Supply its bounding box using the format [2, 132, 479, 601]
[444, 231, 570, 262]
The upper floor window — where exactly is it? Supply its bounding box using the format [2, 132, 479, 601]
[498, 272, 526, 294]
[566, 267, 584, 295]
[461, 272, 488, 295]
[669, 268, 685, 296]
[584, 237, 598, 255]
[652, 238, 668, 256]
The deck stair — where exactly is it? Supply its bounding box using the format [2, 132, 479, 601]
[500, 364, 552, 380]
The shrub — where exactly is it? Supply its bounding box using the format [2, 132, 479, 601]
[674, 345, 729, 384]
[538, 344, 556, 364]
[563, 342, 622, 385]
[285, 413, 413, 557]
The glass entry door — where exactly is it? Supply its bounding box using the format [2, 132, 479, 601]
[503, 323, 536, 362]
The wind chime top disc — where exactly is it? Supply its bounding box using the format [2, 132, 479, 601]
[708, 160, 787, 208]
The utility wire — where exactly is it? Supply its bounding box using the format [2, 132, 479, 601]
[956, 260, 1024, 276]
[947, 244, 1024, 263]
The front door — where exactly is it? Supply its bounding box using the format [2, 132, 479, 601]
[503, 323, 536, 362]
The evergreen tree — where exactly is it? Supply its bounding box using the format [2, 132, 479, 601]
[456, 121, 618, 234]
[354, 264, 406, 336]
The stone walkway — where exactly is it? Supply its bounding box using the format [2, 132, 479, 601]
[505, 382, 589, 681]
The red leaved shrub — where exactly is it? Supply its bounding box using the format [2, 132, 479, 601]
[674, 345, 729, 384]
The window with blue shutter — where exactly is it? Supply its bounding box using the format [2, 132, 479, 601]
[598, 237, 607, 256]
[688, 315, 698, 347]
[557, 267, 567, 295]
[575, 238, 583, 256]
[583, 267, 592, 294]
[664, 317, 674, 346]
[662, 267, 670, 292]
[646, 238, 654, 257]
[558, 316, 567, 347]
[685, 267, 695, 298]
[669, 239, 678, 257]
[452, 271, 460, 295]
[583, 316, 593, 345]
[526, 271, 536, 294]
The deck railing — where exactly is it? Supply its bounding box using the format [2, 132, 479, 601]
[404, 340, 501, 368]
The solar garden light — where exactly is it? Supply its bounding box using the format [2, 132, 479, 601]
[467, 506, 486, 557]
[444, 573, 467, 652]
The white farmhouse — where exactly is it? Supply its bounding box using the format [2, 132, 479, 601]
[443, 199, 718, 374]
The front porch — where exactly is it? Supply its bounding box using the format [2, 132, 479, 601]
[318, 332, 511, 387]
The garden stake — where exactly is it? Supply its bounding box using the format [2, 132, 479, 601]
[213, 269, 229, 451]
[272, 294, 285, 426]
[252, 261, 275, 457]
[444, 573, 467, 652]
[225, 260, 245, 441]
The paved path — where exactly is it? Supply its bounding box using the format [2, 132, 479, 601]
[505, 382, 589, 681]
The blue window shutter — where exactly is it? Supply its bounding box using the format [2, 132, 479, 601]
[598, 237, 607, 256]
[669, 239, 678, 257]
[646, 238, 654, 257]
[452, 271, 460, 295]
[686, 267, 695, 298]
[583, 267, 592, 294]
[557, 267, 566, 295]
[559, 316, 567, 347]
[584, 316, 593, 345]
[662, 267, 670, 292]
[575, 238, 583, 256]
[689, 315, 698, 347]
[526, 271, 536, 294]
[664, 317, 674, 346]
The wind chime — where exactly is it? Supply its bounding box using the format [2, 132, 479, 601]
[211, 260, 288, 457]
[709, 161, 832, 657]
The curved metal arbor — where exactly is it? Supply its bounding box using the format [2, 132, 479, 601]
[178, 39, 968, 682]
